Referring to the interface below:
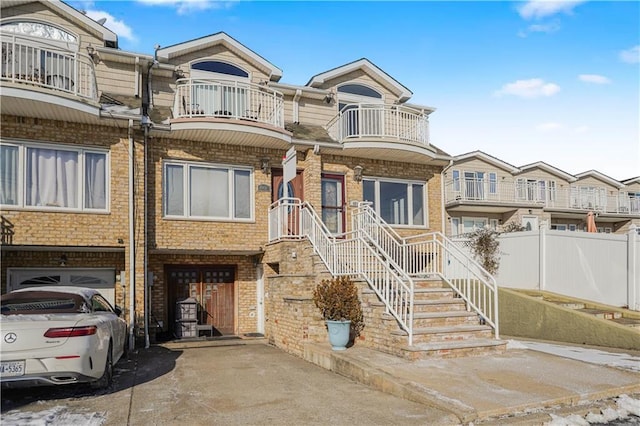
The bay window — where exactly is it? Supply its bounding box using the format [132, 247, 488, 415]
[164, 160, 253, 220]
[0, 142, 108, 211]
[363, 178, 426, 226]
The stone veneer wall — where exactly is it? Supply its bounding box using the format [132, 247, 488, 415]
[263, 240, 408, 358]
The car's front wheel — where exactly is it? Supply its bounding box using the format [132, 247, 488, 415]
[91, 341, 113, 389]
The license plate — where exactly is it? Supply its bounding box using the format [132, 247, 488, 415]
[0, 361, 25, 377]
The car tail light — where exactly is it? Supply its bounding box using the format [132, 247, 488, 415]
[44, 326, 97, 338]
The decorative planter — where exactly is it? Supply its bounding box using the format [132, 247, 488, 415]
[326, 320, 351, 351]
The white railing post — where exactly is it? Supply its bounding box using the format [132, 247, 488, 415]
[539, 220, 547, 291]
[628, 224, 639, 311]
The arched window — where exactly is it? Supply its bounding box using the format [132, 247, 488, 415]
[1, 21, 77, 44]
[337, 83, 382, 99]
[191, 61, 248, 78]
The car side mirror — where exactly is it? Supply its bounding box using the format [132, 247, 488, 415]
[114, 306, 123, 317]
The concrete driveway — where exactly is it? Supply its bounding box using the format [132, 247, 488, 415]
[1, 341, 459, 425]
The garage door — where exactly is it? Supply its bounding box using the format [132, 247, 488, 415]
[7, 268, 116, 306]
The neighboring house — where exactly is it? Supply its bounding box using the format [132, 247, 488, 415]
[1, 1, 453, 347]
[444, 151, 640, 236]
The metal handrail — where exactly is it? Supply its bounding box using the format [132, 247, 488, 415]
[325, 103, 429, 145]
[173, 78, 285, 129]
[268, 198, 416, 344]
[1, 33, 98, 100]
[353, 202, 499, 338]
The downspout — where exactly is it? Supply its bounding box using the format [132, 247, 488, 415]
[143, 121, 150, 349]
[128, 119, 136, 351]
[142, 47, 159, 349]
[293, 89, 302, 123]
[441, 159, 453, 234]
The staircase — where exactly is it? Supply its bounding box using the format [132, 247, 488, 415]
[268, 198, 506, 359]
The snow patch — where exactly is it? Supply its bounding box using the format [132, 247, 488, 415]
[544, 395, 640, 425]
[1, 406, 106, 426]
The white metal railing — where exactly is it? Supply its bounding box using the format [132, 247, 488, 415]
[173, 78, 285, 129]
[268, 198, 416, 344]
[325, 103, 429, 145]
[444, 178, 640, 215]
[1, 33, 98, 100]
[269, 198, 500, 343]
[353, 202, 499, 337]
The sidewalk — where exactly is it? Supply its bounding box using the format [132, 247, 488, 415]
[302, 339, 640, 424]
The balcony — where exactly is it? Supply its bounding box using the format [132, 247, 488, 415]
[324, 103, 436, 163]
[1, 34, 98, 100]
[169, 78, 289, 148]
[173, 78, 284, 127]
[326, 103, 429, 144]
[444, 179, 640, 216]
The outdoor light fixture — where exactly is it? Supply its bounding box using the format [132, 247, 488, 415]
[86, 45, 99, 63]
[354, 165, 363, 182]
[174, 67, 185, 80]
[260, 158, 270, 174]
[324, 92, 335, 104]
[58, 254, 67, 267]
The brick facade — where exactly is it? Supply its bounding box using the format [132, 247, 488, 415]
[1, 1, 449, 349]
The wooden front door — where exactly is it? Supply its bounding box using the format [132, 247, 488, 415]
[168, 266, 235, 336]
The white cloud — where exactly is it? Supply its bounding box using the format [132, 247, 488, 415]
[536, 122, 563, 132]
[578, 74, 611, 84]
[518, 20, 561, 37]
[136, 0, 235, 15]
[517, 0, 587, 20]
[619, 45, 640, 64]
[493, 78, 561, 99]
[85, 10, 136, 42]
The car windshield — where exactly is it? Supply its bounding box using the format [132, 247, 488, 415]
[1, 291, 88, 315]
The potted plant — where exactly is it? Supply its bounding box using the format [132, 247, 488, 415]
[312, 276, 364, 350]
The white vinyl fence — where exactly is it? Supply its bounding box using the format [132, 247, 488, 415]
[455, 225, 640, 311]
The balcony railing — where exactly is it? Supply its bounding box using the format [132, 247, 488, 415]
[444, 178, 640, 215]
[1, 33, 98, 100]
[173, 78, 285, 129]
[325, 103, 430, 145]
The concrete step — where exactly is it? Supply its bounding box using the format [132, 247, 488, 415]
[413, 278, 448, 289]
[367, 298, 469, 313]
[400, 338, 507, 360]
[410, 311, 481, 328]
[609, 317, 640, 329]
[546, 299, 586, 310]
[392, 325, 494, 344]
[413, 288, 456, 300]
[575, 308, 622, 320]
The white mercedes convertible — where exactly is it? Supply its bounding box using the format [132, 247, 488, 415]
[1, 286, 127, 389]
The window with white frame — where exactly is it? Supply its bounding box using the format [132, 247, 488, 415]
[450, 217, 460, 236]
[461, 217, 486, 234]
[516, 178, 555, 203]
[164, 160, 253, 220]
[452, 170, 460, 192]
[363, 178, 425, 226]
[0, 141, 108, 211]
[488, 172, 497, 195]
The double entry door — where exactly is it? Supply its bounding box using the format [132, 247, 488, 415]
[169, 266, 235, 336]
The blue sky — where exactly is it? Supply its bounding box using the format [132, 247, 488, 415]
[71, 0, 639, 180]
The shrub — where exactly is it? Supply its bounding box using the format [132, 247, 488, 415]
[312, 276, 364, 337]
[465, 227, 500, 275]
